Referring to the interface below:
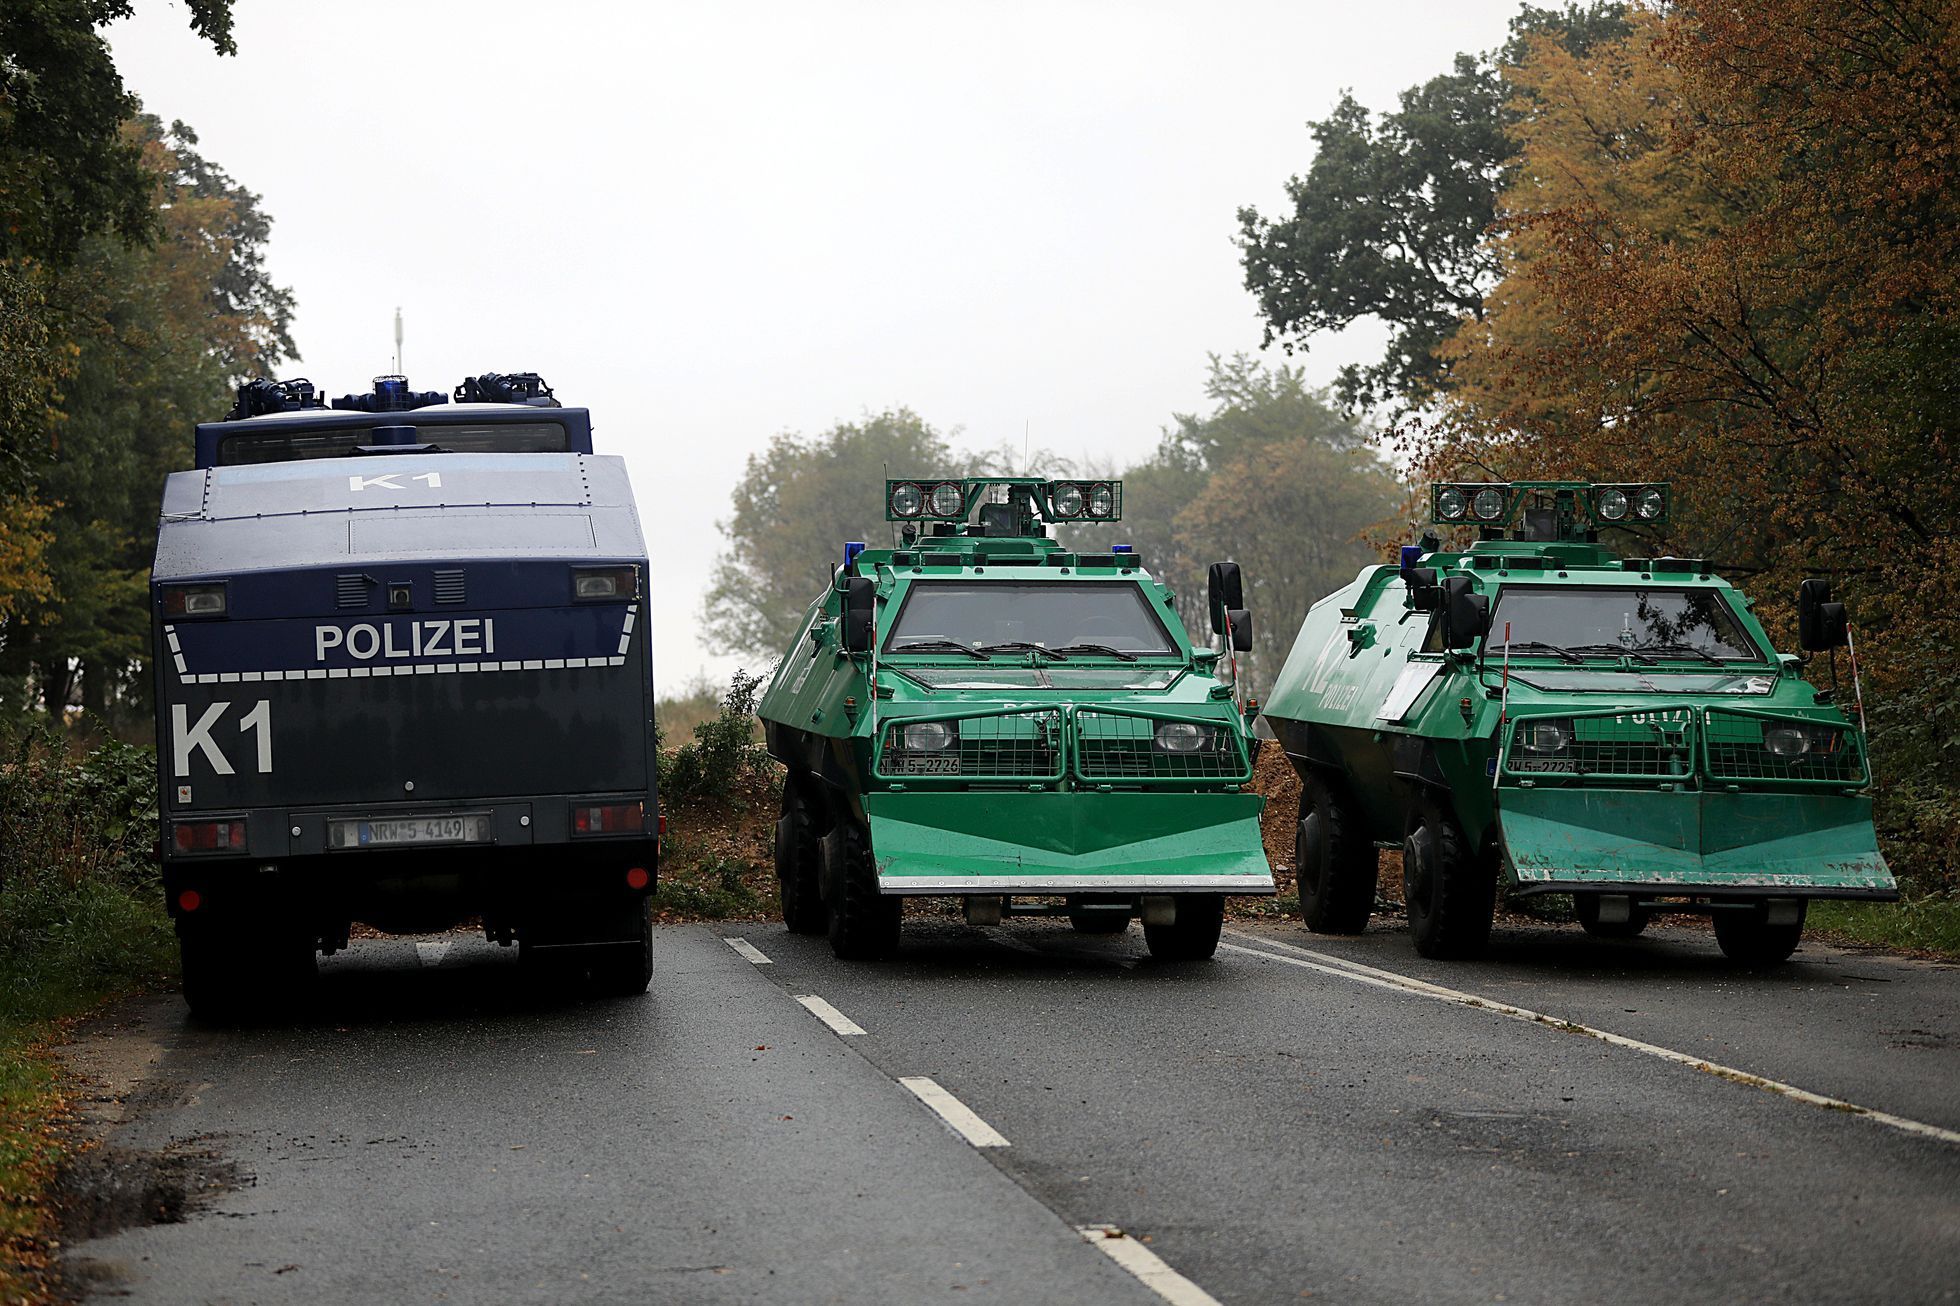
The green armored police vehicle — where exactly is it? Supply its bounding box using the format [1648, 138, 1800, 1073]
[756, 476, 1276, 961]
[1261, 480, 1895, 964]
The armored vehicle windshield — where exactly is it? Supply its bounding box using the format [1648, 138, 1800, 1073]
[886, 580, 1178, 656]
[1490, 585, 1761, 661]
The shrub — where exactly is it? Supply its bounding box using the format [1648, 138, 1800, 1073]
[660, 670, 765, 802]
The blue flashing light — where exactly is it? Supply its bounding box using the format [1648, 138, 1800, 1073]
[1399, 543, 1423, 578]
[1112, 544, 1133, 554]
[844, 541, 866, 569]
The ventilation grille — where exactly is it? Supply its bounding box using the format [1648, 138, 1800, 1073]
[335, 574, 370, 609]
[434, 569, 466, 605]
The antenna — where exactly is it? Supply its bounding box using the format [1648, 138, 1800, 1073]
[393, 306, 404, 372]
[1023, 420, 1030, 475]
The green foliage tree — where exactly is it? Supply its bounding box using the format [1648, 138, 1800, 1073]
[703, 410, 961, 659]
[0, 116, 295, 726]
[0, 0, 236, 265]
[1121, 355, 1400, 693]
[1235, 3, 1628, 413]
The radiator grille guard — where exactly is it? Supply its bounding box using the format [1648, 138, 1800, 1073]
[871, 707, 1249, 787]
[1499, 706, 1868, 790]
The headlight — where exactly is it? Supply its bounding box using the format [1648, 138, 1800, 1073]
[1153, 722, 1214, 753]
[1050, 483, 1084, 518]
[1472, 487, 1507, 521]
[162, 583, 227, 617]
[1636, 487, 1666, 520]
[1517, 719, 1573, 753]
[900, 721, 956, 751]
[890, 482, 923, 517]
[1762, 725, 1835, 759]
[1086, 482, 1116, 518]
[929, 482, 965, 518]
[1595, 488, 1629, 521]
[1436, 487, 1467, 520]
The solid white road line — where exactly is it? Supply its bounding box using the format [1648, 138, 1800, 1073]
[1077, 1226, 1223, 1306]
[898, 1076, 1011, 1148]
[1220, 932, 1960, 1148]
[414, 940, 450, 968]
[723, 936, 773, 965]
[794, 993, 867, 1036]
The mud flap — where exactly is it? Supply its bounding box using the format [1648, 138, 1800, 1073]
[1498, 786, 1895, 895]
[861, 790, 1275, 895]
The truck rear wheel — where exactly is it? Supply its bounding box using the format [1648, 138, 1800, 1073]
[1714, 901, 1806, 965]
[592, 897, 654, 995]
[1576, 895, 1650, 940]
[1402, 804, 1494, 960]
[776, 784, 828, 935]
[823, 819, 901, 961]
[179, 922, 316, 1023]
[1297, 776, 1375, 935]
[1143, 894, 1223, 961]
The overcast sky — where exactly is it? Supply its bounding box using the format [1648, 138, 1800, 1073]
[109, 0, 1521, 688]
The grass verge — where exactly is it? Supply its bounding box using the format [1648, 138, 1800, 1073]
[1808, 895, 1960, 961]
[1, 727, 177, 1302]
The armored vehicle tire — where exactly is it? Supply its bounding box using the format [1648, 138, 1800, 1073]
[824, 819, 901, 961]
[776, 784, 829, 935]
[179, 922, 317, 1023]
[1713, 901, 1807, 966]
[1575, 895, 1650, 940]
[1297, 776, 1376, 935]
[1143, 895, 1223, 961]
[1067, 896, 1132, 933]
[1402, 805, 1495, 960]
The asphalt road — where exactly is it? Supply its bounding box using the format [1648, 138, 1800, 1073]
[64, 915, 1960, 1304]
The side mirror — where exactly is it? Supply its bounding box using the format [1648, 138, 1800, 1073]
[841, 577, 876, 654]
[1226, 608, 1254, 653]
[1798, 578, 1849, 650]
[1208, 561, 1244, 635]
[1405, 566, 1439, 612]
[1442, 576, 1489, 650]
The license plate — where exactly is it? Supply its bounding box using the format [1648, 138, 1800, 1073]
[889, 754, 960, 775]
[1509, 758, 1579, 773]
[337, 813, 493, 848]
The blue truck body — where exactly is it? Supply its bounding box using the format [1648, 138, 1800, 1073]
[151, 382, 659, 1012]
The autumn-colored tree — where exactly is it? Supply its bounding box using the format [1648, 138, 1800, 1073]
[0, 116, 295, 725]
[1426, 0, 1960, 889]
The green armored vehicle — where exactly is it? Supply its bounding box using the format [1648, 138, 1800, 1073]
[1261, 480, 1896, 964]
[757, 476, 1275, 961]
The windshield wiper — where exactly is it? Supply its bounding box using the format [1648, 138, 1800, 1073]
[888, 639, 987, 660]
[1050, 642, 1139, 662]
[975, 641, 1069, 660]
[1635, 641, 1724, 665]
[1500, 640, 1584, 664]
[1561, 643, 1657, 665]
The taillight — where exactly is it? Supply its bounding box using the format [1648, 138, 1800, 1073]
[572, 801, 644, 836]
[161, 583, 228, 618]
[172, 819, 247, 854]
[177, 888, 203, 912]
[625, 867, 650, 890]
[572, 565, 638, 601]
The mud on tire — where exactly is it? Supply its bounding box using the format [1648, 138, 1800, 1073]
[1402, 801, 1495, 960]
[823, 818, 901, 961]
[1297, 775, 1376, 935]
[776, 781, 829, 935]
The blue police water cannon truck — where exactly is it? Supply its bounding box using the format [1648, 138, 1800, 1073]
[151, 373, 659, 1017]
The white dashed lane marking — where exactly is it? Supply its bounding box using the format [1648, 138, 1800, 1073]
[722, 937, 772, 965]
[1220, 932, 1960, 1148]
[794, 994, 867, 1036]
[413, 940, 451, 968]
[1078, 1226, 1223, 1306]
[898, 1076, 1010, 1148]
